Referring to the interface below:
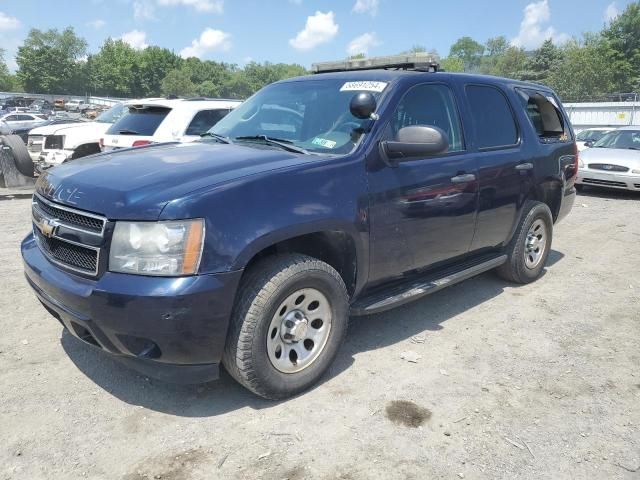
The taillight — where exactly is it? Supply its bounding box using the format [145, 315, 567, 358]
[99, 138, 104, 148]
[132, 140, 151, 147]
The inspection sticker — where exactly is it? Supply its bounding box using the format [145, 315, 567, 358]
[340, 81, 388, 93]
[312, 137, 337, 149]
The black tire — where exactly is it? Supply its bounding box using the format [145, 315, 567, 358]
[223, 254, 349, 400]
[2, 134, 34, 177]
[496, 201, 553, 284]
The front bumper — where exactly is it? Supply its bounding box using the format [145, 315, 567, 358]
[22, 233, 243, 383]
[34, 149, 75, 174]
[577, 169, 640, 191]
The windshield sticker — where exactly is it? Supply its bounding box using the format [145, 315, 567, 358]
[340, 81, 387, 93]
[312, 137, 337, 149]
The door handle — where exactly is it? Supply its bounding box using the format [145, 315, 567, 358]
[515, 162, 534, 171]
[450, 173, 476, 183]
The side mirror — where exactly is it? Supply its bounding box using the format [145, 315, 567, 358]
[350, 93, 377, 119]
[382, 125, 449, 162]
[584, 140, 594, 148]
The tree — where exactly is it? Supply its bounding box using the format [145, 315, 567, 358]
[440, 57, 464, 72]
[16, 27, 87, 93]
[602, 2, 640, 91]
[527, 39, 564, 84]
[449, 36, 484, 72]
[547, 35, 615, 101]
[492, 46, 529, 80]
[161, 68, 196, 97]
[136, 46, 182, 97]
[88, 39, 139, 97]
[0, 48, 16, 91]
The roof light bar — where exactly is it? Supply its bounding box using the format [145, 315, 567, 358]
[312, 53, 441, 74]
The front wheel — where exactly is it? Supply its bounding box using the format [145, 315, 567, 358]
[496, 201, 553, 284]
[223, 254, 349, 399]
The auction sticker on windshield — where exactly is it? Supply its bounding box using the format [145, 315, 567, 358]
[340, 81, 387, 93]
[312, 137, 337, 149]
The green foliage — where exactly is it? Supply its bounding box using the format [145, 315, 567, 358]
[16, 27, 87, 93]
[88, 39, 139, 97]
[546, 35, 615, 101]
[602, 1, 640, 91]
[161, 68, 197, 97]
[449, 36, 485, 72]
[440, 57, 464, 72]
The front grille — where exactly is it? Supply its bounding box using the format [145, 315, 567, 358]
[588, 163, 629, 172]
[28, 135, 43, 152]
[32, 194, 106, 276]
[44, 135, 63, 150]
[34, 195, 104, 233]
[582, 178, 627, 187]
[34, 228, 98, 274]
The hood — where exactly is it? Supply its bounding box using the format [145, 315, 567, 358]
[36, 142, 303, 220]
[580, 147, 640, 169]
[29, 121, 109, 137]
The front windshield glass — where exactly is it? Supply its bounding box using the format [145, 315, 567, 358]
[576, 130, 608, 142]
[96, 103, 126, 124]
[592, 130, 640, 150]
[209, 79, 387, 154]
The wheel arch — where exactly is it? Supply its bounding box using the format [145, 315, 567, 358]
[233, 226, 365, 298]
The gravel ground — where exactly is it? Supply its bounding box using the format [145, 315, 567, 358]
[0, 187, 638, 480]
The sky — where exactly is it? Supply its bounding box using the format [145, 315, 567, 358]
[0, 0, 635, 71]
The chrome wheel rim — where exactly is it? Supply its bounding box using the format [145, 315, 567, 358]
[524, 219, 547, 269]
[266, 288, 332, 374]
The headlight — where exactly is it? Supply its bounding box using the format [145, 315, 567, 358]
[578, 158, 584, 168]
[632, 169, 640, 174]
[109, 219, 205, 276]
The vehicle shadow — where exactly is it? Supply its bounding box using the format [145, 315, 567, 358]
[577, 186, 640, 200]
[62, 250, 565, 417]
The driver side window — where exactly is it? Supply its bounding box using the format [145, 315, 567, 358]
[391, 83, 464, 152]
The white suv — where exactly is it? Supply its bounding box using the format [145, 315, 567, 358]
[29, 103, 126, 172]
[65, 99, 90, 112]
[101, 98, 241, 151]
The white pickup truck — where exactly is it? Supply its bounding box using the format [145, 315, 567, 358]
[28, 103, 125, 173]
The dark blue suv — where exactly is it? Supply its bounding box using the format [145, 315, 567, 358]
[22, 60, 577, 399]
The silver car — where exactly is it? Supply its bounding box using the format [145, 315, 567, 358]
[576, 127, 640, 192]
[0, 112, 48, 130]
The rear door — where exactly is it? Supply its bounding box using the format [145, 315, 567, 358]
[462, 83, 529, 252]
[103, 105, 172, 150]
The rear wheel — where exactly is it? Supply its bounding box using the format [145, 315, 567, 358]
[223, 254, 349, 399]
[496, 201, 553, 284]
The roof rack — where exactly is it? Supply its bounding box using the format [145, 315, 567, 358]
[312, 53, 441, 74]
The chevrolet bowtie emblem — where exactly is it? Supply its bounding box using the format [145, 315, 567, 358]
[36, 217, 58, 238]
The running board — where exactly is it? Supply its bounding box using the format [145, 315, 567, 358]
[350, 254, 507, 316]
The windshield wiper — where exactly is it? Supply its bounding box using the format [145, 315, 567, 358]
[118, 129, 140, 135]
[234, 135, 309, 154]
[201, 132, 233, 144]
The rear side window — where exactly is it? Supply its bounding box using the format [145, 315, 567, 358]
[516, 89, 569, 142]
[185, 109, 230, 136]
[107, 106, 171, 136]
[466, 85, 518, 149]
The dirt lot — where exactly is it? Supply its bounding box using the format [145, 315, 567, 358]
[0, 188, 638, 480]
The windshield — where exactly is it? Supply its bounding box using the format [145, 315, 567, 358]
[96, 103, 126, 124]
[209, 79, 387, 155]
[576, 130, 609, 142]
[592, 130, 640, 150]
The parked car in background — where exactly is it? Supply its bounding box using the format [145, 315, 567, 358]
[575, 127, 615, 151]
[0, 112, 48, 130]
[101, 98, 241, 151]
[29, 103, 126, 172]
[65, 99, 91, 112]
[54, 98, 65, 111]
[29, 99, 54, 116]
[21, 117, 86, 151]
[0, 96, 35, 110]
[577, 127, 640, 191]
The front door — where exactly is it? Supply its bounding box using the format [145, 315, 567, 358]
[367, 82, 479, 285]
